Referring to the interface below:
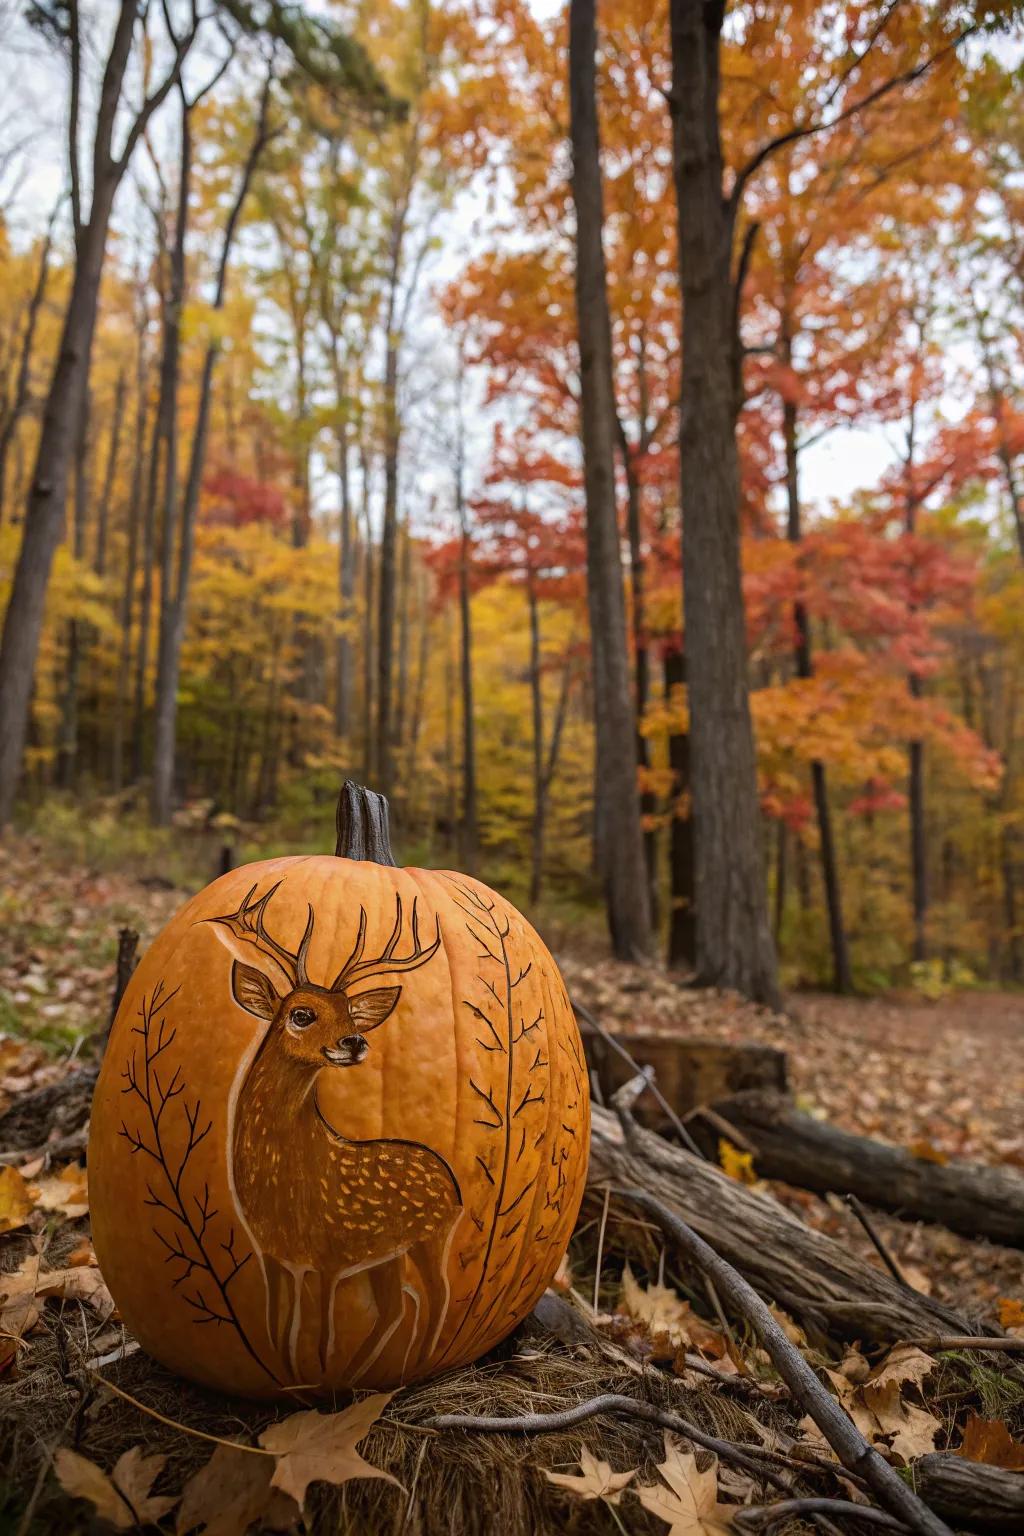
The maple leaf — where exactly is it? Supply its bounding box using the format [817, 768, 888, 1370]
[33, 1162, 89, 1220]
[618, 1265, 723, 1352]
[866, 1345, 937, 1393]
[258, 1393, 401, 1510]
[36, 1263, 116, 1321]
[861, 1380, 941, 1465]
[177, 1443, 298, 1536]
[544, 1445, 636, 1504]
[55, 1446, 177, 1529]
[0, 1166, 36, 1234]
[959, 1413, 1024, 1470]
[0, 1254, 42, 1341]
[635, 1435, 731, 1535]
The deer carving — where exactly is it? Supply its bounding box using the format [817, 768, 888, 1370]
[206, 883, 462, 1383]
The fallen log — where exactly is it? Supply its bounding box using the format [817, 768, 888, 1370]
[912, 1454, 1024, 1534]
[588, 1105, 983, 1347]
[703, 1090, 1024, 1250]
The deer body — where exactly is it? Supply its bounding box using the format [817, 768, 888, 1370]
[210, 886, 462, 1383]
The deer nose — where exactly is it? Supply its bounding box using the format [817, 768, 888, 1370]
[339, 1033, 368, 1063]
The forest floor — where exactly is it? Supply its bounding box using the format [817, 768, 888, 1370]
[1, 837, 1023, 1532]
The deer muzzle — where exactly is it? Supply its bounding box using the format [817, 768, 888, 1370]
[322, 1033, 369, 1067]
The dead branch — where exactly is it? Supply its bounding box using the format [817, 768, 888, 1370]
[735, 1501, 908, 1533]
[432, 1391, 791, 1490]
[617, 1181, 953, 1536]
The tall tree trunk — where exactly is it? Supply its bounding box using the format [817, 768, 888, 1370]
[783, 350, 852, 994]
[132, 252, 175, 785]
[94, 365, 126, 578]
[665, 648, 697, 968]
[667, 0, 779, 1004]
[57, 384, 92, 791]
[903, 401, 928, 963]
[360, 446, 375, 783]
[528, 574, 545, 905]
[619, 431, 659, 922]
[150, 99, 190, 820]
[395, 516, 411, 769]
[407, 567, 430, 816]
[0, 219, 54, 524]
[335, 412, 354, 738]
[569, 0, 652, 960]
[113, 291, 149, 793]
[377, 321, 400, 796]
[456, 436, 478, 870]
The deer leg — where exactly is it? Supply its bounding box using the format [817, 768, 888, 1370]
[317, 1268, 342, 1375]
[405, 1226, 456, 1370]
[346, 1259, 407, 1386]
[263, 1255, 291, 1366]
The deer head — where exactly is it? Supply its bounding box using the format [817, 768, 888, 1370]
[205, 883, 441, 1069]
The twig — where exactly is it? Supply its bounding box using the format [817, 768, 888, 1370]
[735, 1500, 909, 1533]
[571, 997, 705, 1158]
[89, 1373, 275, 1455]
[845, 1195, 910, 1289]
[909, 1336, 1024, 1355]
[106, 927, 139, 1036]
[687, 1103, 759, 1156]
[593, 1185, 611, 1313]
[619, 1182, 954, 1536]
[432, 1391, 791, 1489]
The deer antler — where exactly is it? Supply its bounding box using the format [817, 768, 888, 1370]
[205, 882, 315, 988]
[331, 895, 441, 992]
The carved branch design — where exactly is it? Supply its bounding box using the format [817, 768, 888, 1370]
[118, 983, 276, 1381]
[438, 878, 560, 1362]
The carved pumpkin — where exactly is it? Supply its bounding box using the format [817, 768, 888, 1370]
[89, 784, 589, 1398]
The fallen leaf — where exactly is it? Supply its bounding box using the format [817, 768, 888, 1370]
[635, 1434, 731, 1534]
[718, 1138, 757, 1185]
[0, 1166, 36, 1234]
[36, 1264, 116, 1320]
[997, 1297, 1024, 1333]
[0, 1254, 43, 1340]
[619, 1265, 723, 1352]
[544, 1444, 636, 1504]
[66, 1239, 98, 1268]
[34, 1163, 89, 1220]
[867, 1345, 937, 1393]
[959, 1413, 1024, 1470]
[55, 1446, 177, 1529]
[177, 1443, 299, 1536]
[258, 1393, 400, 1510]
[861, 1379, 941, 1464]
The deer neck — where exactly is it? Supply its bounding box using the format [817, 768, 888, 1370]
[237, 1032, 320, 1127]
[236, 1033, 358, 1149]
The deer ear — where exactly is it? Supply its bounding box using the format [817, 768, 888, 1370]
[347, 986, 401, 1031]
[231, 960, 280, 1020]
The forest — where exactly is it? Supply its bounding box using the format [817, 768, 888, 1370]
[3, 3, 1024, 1535]
[2, 0, 1024, 999]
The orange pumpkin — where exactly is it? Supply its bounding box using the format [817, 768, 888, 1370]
[89, 784, 589, 1398]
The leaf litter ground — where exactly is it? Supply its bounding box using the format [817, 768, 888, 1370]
[1, 840, 1023, 1533]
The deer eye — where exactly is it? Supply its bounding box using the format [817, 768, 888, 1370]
[289, 1006, 317, 1028]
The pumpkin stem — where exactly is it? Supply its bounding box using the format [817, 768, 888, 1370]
[334, 781, 399, 867]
